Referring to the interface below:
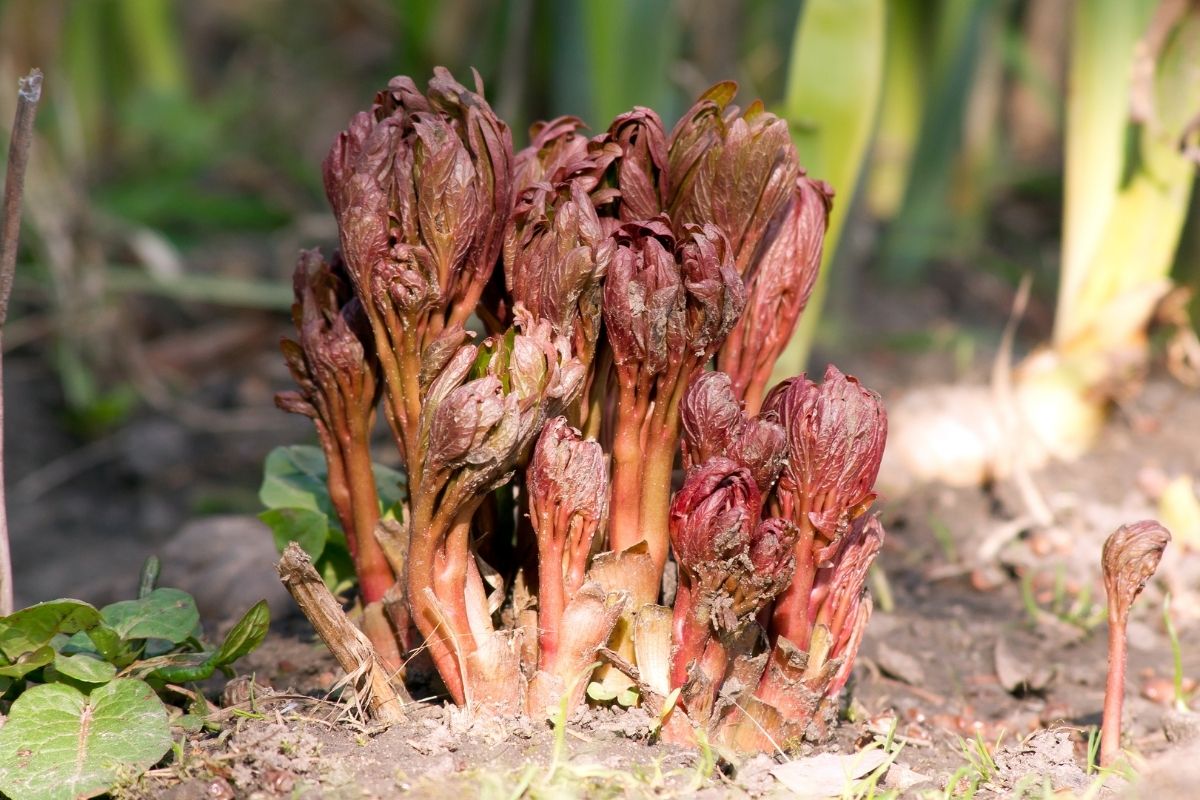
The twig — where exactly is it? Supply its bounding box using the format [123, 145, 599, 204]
[277, 542, 408, 723]
[990, 273, 1054, 527]
[0, 68, 43, 615]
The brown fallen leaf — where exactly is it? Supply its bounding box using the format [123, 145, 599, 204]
[994, 636, 1056, 695]
[875, 642, 925, 686]
[770, 749, 891, 798]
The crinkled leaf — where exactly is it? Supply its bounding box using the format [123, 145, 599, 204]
[213, 601, 270, 667]
[101, 589, 199, 644]
[0, 600, 101, 660]
[260, 507, 329, 560]
[0, 679, 171, 800]
[0, 645, 54, 679]
[52, 652, 117, 685]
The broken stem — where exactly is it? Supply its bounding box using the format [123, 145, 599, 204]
[277, 543, 407, 722]
[0, 68, 43, 616]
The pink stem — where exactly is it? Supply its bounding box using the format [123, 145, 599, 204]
[1101, 608, 1128, 767]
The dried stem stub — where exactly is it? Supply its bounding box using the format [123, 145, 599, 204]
[0, 68, 44, 616]
[277, 543, 407, 723]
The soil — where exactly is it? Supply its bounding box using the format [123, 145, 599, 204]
[9, 269, 1200, 798]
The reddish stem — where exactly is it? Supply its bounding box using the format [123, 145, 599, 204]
[407, 476, 467, 704]
[1101, 608, 1128, 767]
[631, 357, 693, 577]
[770, 514, 817, 648]
[535, 505, 566, 670]
[669, 587, 712, 689]
[342, 418, 392, 605]
[565, 516, 595, 595]
[608, 377, 646, 553]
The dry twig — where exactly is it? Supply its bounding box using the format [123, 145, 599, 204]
[0, 68, 43, 615]
[277, 542, 408, 723]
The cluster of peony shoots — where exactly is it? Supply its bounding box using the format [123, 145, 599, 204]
[275, 68, 888, 751]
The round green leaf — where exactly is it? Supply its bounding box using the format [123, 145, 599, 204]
[0, 678, 171, 800]
[53, 652, 117, 684]
[373, 460, 407, 511]
[0, 600, 101, 661]
[101, 588, 199, 644]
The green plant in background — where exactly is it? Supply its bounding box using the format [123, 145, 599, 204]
[259, 444, 406, 597]
[878, 0, 1003, 284]
[1161, 592, 1191, 711]
[0, 558, 269, 800]
[865, 0, 928, 222]
[552, 0, 680, 130]
[882, 0, 1200, 492]
[1018, 0, 1200, 462]
[773, 0, 885, 377]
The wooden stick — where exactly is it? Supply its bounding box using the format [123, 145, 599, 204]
[277, 542, 407, 722]
[0, 68, 44, 615]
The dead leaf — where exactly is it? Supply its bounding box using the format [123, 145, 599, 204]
[876, 643, 925, 685]
[770, 749, 890, 798]
[994, 637, 1055, 695]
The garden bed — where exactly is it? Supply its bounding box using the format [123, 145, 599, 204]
[13, 333, 1200, 797]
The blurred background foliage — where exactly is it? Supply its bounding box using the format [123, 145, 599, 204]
[0, 0, 1196, 433]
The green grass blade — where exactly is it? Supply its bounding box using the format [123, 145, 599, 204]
[116, 0, 187, 96]
[866, 0, 928, 220]
[877, 0, 998, 284]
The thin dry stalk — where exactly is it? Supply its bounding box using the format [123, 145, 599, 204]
[0, 67, 43, 615]
[277, 542, 408, 723]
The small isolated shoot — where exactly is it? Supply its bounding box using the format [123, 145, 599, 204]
[276, 251, 392, 609]
[1100, 520, 1171, 767]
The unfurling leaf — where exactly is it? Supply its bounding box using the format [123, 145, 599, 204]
[1103, 520, 1171, 620]
[764, 365, 887, 542]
